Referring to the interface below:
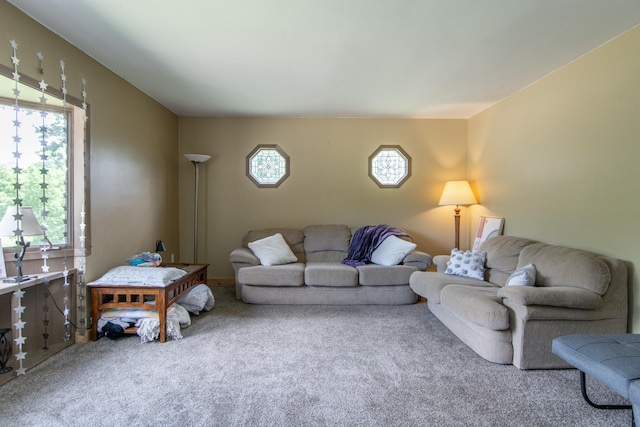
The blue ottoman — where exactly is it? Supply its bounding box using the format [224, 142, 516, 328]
[552, 334, 640, 424]
[631, 382, 640, 427]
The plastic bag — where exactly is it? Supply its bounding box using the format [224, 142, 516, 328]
[126, 251, 162, 267]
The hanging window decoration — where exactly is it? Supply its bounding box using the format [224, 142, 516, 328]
[246, 144, 290, 188]
[1, 39, 90, 374]
[38, 51, 52, 348]
[58, 58, 70, 342]
[368, 145, 412, 188]
[75, 76, 89, 337]
[8, 39, 27, 376]
[76, 202, 87, 336]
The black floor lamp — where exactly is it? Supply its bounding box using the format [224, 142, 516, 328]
[184, 154, 211, 263]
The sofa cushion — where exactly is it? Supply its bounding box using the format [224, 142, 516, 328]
[370, 235, 417, 266]
[248, 233, 298, 266]
[357, 264, 417, 286]
[304, 224, 351, 263]
[305, 262, 358, 287]
[237, 263, 305, 287]
[518, 244, 611, 295]
[445, 249, 487, 280]
[440, 284, 508, 331]
[409, 272, 493, 303]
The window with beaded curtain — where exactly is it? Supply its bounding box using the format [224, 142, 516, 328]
[0, 42, 89, 257]
[0, 100, 70, 249]
[0, 41, 91, 374]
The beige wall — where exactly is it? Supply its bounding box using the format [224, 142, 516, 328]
[0, 1, 181, 280]
[468, 24, 640, 331]
[8, 0, 637, 332]
[179, 118, 469, 278]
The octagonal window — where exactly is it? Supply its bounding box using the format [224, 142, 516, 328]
[368, 145, 411, 188]
[246, 144, 290, 188]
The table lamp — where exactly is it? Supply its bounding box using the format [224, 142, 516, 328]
[439, 181, 477, 249]
[0, 206, 46, 282]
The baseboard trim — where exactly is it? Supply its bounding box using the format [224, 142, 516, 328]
[208, 277, 235, 286]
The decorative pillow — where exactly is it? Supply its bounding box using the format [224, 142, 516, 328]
[371, 235, 417, 266]
[445, 249, 487, 280]
[248, 233, 298, 266]
[505, 263, 537, 286]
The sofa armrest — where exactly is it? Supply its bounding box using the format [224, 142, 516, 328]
[433, 255, 450, 273]
[229, 247, 261, 301]
[402, 250, 433, 271]
[497, 286, 603, 310]
[229, 247, 260, 267]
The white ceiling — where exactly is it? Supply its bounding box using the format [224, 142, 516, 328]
[8, 0, 640, 118]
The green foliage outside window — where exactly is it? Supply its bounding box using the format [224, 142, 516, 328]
[0, 102, 69, 248]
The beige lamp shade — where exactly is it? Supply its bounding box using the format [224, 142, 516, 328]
[0, 206, 45, 238]
[438, 180, 477, 206]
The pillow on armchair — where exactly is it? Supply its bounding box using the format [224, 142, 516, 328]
[505, 263, 537, 286]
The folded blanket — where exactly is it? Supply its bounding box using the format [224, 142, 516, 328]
[98, 304, 185, 342]
[137, 317, 182, 343]
[342, 225, 411, 267]
[177, 284, 215, 315]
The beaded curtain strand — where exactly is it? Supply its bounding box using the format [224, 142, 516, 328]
[9, 39, 27, 376]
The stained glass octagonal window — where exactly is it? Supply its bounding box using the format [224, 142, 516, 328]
[368, 145, 411, 188]
[246, 144, 290, 188]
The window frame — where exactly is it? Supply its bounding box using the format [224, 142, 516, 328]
[246, 144, 290, 188]
[368, 145, 412, 188]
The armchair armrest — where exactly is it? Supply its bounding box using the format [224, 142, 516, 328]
[229, 247, 260, 266]
[402, 250, 433, 271]
[433, 255, 450, 273]
[497, 286, 603, 310]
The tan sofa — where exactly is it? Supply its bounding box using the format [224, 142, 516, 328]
[409, 236, 628, 369]
[230, 224, 432, 305]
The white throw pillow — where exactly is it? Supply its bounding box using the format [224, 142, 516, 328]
[371, 235, 417, 266]
[248, 233, 298, 266]
[505, 263, 537, 286]
[444, 249, 487, 280]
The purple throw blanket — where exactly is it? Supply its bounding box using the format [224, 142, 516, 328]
[342, 225, 411, 267]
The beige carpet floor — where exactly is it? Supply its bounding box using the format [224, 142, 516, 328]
[0, 285, 632, 426]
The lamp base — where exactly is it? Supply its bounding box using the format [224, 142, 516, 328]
[3, 276, 36, 283]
